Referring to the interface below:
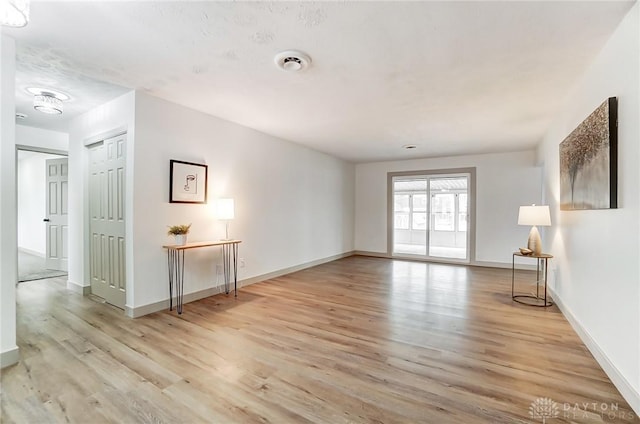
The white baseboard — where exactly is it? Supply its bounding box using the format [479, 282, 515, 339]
[18, 247, 45, 258]
[354, 251, 536, 270]
[238, 251, 355, 287]
[127, 251, 356, 318]
[67, 279, 91, 295]
[354, 250, 390, 259]
[549, 286, 640, 416]
[126, 286, 225, 318]
[1, 346, 19, 369]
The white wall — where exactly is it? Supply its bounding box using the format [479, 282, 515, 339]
[355, 150, 542, 265]
[16, 124, 69, 151]
[131, 92, 354, 310]
[0, 35, 19, 368]
[67, 91, 136, 294]
[537, 3, 639, 413]
[17, 152, 66, 256]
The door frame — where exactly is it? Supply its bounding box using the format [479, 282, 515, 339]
[82, 127, 128, 310]
[387, 167, 477, 264]
[15, 145, 68, 275]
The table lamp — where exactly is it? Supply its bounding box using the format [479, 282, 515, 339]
[518, 204, 551, 255]
[216, 198, 234, 240]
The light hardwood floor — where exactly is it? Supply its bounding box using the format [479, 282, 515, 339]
[1, 256, 637, 423]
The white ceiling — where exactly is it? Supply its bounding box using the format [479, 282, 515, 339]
[5, 1, 635, 162]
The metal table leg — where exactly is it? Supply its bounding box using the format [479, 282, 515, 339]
[222, 244, 230, 295]
[512, 254, 552, 307]
[511, 253, 515, 299]
[167, 248, 185, 314]
[221, 242, 239, 297]
[167, 249, 173, 311]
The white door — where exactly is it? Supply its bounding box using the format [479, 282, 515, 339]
[89, 134, 126, 309]
[45, 158, 69, 271]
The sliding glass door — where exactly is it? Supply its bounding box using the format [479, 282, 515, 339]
[392, 172, 471, 262]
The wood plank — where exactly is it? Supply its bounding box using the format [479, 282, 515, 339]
[2, 256, 637, 423]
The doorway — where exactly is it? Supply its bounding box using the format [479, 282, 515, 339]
[388, 168, 476, 263]
[16, 148, 69, 282]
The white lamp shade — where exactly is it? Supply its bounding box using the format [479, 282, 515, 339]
[518, 205, 551, 226]
[216, 198, 234, 220]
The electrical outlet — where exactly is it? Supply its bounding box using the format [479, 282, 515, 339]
[239, 258, 245, 268]
[216, 264, 222, 274]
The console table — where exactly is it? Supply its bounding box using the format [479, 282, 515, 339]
[511, 251, 553, 307]
[162, 240, 241, 314]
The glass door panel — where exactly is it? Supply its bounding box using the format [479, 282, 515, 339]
[428, 177, 468, 260]
[393, 179, 427, 256]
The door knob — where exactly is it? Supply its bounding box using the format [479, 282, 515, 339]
[43, 218, 50, 222]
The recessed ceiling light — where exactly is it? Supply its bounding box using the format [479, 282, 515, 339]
[15, 112, 27, 120]
[26, 87, 70, 101]
[274, 50, 312, 72]
[403, 144, 417, 150]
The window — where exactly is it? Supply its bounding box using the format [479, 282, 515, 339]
[458, 193, 468, 232]
[432, 193, 455, 231]
[412, 194, 427, 230]
[394, 194, 410, 230]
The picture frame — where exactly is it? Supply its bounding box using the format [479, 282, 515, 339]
[169, 160, 208, 204]
[559, 97, 618, 210]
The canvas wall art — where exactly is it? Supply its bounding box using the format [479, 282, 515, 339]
[559, 97, 617, 210]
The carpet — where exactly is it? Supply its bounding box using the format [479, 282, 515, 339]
[18, 250, 68, 283]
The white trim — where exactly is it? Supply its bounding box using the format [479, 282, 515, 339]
[126, 286, 223, 318]
[354, 251, 537, 270]
[83, 127, 127, 147]
[238, 251, 354, 287]
[127, 251, 355, 318]
[16, 145, 68, 156]
[67, 279, 91, 295]
[17, 246, 45, 258]
[549, 286, 640, 416]
[1, 346, 19, 368]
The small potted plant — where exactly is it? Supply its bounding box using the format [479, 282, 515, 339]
[167, 223, 191, 246]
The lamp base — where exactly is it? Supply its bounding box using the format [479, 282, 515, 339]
[527, 225, 542, 255]
[219, 221, 231, 241]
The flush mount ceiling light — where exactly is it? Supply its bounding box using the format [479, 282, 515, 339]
[34, 94, 63, 114]
[28, 87, 68, 115]
[274, 50, 312, 72]
[0, 0, 30, 27]
[26, 87, 70, 101]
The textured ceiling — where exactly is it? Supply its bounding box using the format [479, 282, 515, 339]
[5, 1, 635, 162]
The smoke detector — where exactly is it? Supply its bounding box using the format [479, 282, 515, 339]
[274, 50, 311, 72]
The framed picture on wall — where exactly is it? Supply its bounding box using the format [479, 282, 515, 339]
[169, 160, 208, 204]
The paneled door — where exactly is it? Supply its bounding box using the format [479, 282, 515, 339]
[89, 134, 126, 309]
[45, 158, 69, 271]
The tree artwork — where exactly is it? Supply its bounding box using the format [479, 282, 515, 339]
[559, 98, 617, 210]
